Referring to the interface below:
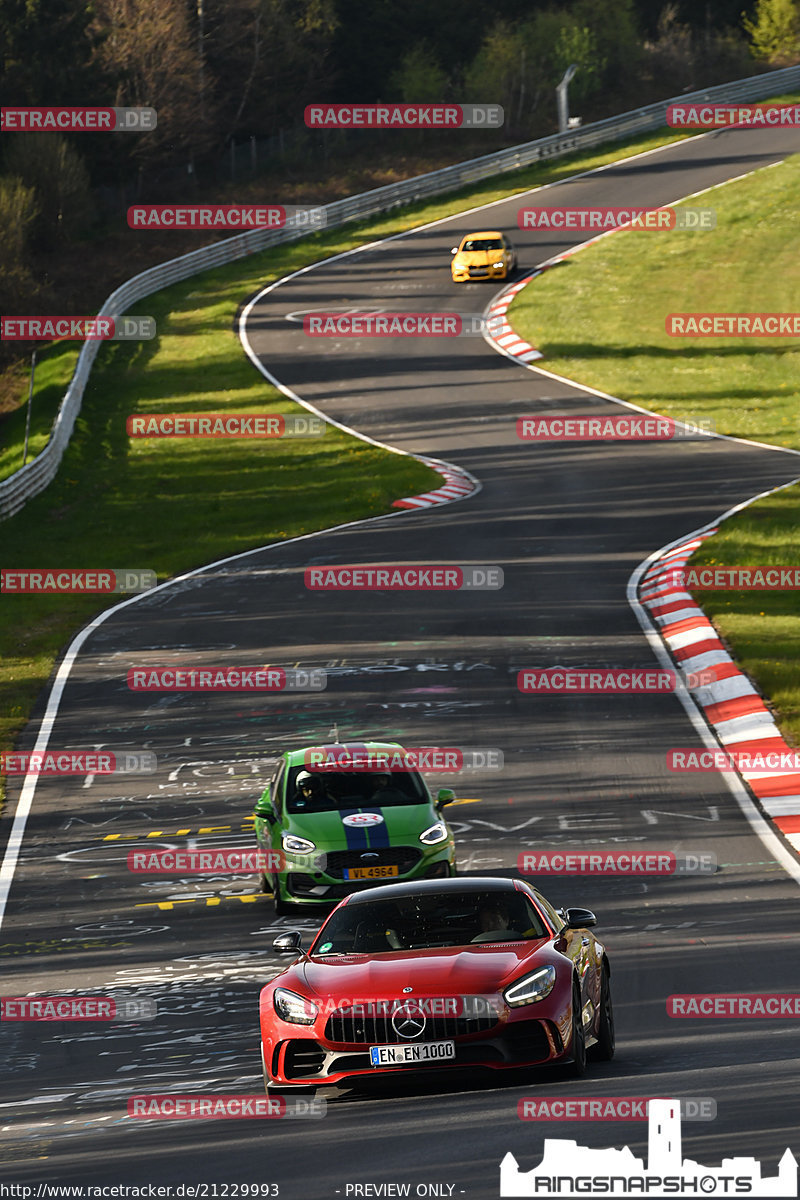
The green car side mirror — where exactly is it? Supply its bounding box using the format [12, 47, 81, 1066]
[254, 785, 276, 821]
[436, 788, 456, 807]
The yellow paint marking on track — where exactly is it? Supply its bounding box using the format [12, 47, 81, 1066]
[101, 823, 253, 842]
[135, 893, 262, 910]
[448, 798, 483, 806]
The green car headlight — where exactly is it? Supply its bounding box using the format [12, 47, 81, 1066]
[419, 821, 448, 846]
[282, 833, 316, 854]
[503, 966, 557, 1007]
[273, 987, 319, 1025]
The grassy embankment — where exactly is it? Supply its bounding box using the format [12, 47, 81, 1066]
[508, 149, 800, 743]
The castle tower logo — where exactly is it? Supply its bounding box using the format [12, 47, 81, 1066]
[500, 1098, 797, 1197]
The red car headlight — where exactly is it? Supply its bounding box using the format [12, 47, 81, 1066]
[273, 987, 318, 1025]
[503, 966, 557, 1007]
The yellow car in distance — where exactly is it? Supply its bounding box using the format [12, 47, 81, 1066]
[450, 230, 517, 282]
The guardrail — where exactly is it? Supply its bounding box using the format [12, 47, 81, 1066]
[3, 64, 799, 520]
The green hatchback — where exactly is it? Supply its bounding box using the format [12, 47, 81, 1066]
[253, 742, 458, 914]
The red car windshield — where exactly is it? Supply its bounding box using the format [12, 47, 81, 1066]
[312, 890, 548, 955]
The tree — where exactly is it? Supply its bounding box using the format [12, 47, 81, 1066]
[553, 23, 605, 108]
[204, 0, 339, 141]
[0, 177, 40, 364]
[3, 135, 94, 248]
[90, 0, 213, 169]
[0, 0, 97, 106]
[743, 0, 800, 62]
[389, 42, 450, 101]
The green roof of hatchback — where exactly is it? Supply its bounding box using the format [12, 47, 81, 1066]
[283, 742, 404, 764]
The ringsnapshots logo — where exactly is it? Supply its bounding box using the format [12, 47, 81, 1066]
[516, 850, 716, 875]
[126, 414, 324, 438]
[302, 746, 504, 772]
[1, 569, 156, 594]
[127, 666, 326, 692]
[127, 847, 326, 875]
[518, 1097, 717, 1122]
[0, 751, 156, 776]
[667, 313, 800, 337]
[517, 415, 716, 441]
[127, 205, 326, 230]
[667, 102, 800, 128]
[305, 565, 503, 591]
[128, 1095, 325, 1120]
[1, 106, 157, 131]
[517, 667, 716, 694]
[1, 316, 155, 341]
[304, 103, 503, 128]
[517, 207, 715, 231]
[499, 1098, 797, 1197]
[1, 996, 157, 1021]
[303, 312, 497, 337]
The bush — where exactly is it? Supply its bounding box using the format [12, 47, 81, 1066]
[3, 134, 94, 249]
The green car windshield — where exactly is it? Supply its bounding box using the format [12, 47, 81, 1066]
[286, 766, 427, 813]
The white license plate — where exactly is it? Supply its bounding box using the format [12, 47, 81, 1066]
[369, 1040, 456, 1067]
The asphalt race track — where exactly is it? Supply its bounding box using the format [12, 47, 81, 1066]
[2, 124, 800, 1197]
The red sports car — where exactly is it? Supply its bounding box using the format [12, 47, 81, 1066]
[259, 876, 614, 1090]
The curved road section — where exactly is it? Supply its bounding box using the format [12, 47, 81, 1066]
[2, 125, 800, 1195]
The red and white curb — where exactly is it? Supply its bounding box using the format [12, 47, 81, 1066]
[483, 274, 544, 363]
[393, 461, 478, 510]
[640, 533, 800, 854]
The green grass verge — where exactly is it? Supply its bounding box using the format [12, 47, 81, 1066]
[689, 487, 800, 745]
[0, 344, 81, 478]
[508, 145, 800, 746]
